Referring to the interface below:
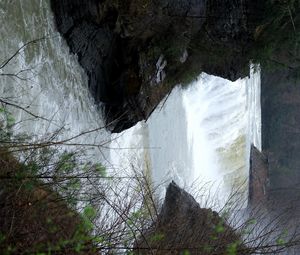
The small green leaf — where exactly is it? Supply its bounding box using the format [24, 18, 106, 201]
[150, 233, 165, 242]
[247, 219, 257, 225]
[94, 163, 106, 176]
[27, 162, 39, 174]
[69, 179, 81, 190]
[83, 206, 96, 220]
[7, 115, 15, 126]
[182, 250, 191, 255]
[226, 242, 238, 255]
[75, 242, 83, 253]
[0, 232, 6, 243]
[24, 181, 34, 191]
[215, 223, 225, 233]
[127, 219, 133, 226]
[203, 245, 213, 252]
[276, 238, 286, 246]
[94, 236, 104, 243]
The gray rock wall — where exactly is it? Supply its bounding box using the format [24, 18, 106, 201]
[249, 145, 268, 207]
[261, 68, 300, 201]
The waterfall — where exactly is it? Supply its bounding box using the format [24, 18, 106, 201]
[0, 0, 261, 207]
[183, 69, 261, 206]
[147, 87, 193, 187]
[0, 0, 110, 161]
[109, 121, 152, 175]
[109, 87, 192, 191]
[109, 70, 262, 208]
[247, 66, 262, 152]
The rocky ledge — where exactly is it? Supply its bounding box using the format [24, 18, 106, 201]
[50, 0, 263, 132]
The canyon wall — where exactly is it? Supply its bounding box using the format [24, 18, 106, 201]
[50, 0, 262, 132]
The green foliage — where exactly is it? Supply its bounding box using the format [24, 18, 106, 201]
[0, 232, 6, 244]
[0, 106, 15, 129]
[0, 114, 108, 254]
[276, 238, 286, 246]
[94, 162, 107, 177]
[129, 208, 146, 222]
[83, 205, 97, 220]
[2, 245, 16, 255]
[181, 250, 191, 255]
[26, 161, 40, 175]
[276, 229, 289, 246]
[203, 244, 213, 253]
[0, 106, 13, 141]
[76, 205, 97, 233]
[150, 233, 165, 242]
[56, 151, 77, 173]
[226, 242, 239, 255]
[214, 220, 225, 234]
[242, 218, 257, 235]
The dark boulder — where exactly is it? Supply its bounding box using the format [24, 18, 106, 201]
[134, 181, 246, 254]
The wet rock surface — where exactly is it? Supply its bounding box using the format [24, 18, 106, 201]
[249, 145, 268, 207]
[261, 67, 300, 203]
[50, 0, 261, 132]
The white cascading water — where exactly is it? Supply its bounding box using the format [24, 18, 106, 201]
[110, 69, 261, 207]
[109, 87, 193, 196]
[247, 66, 262, 152]
[0, 0, 261, 207]
[0, 0, 110, 162]
[183, 69, 261, 206]
[109, 121, 152, 175]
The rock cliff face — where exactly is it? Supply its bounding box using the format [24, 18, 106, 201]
[134, 181, 245, 254]
[256, 2, 300, 206]
[50, 0, 262, 132]
[261, 68, 300, 202]
[248, 145, 268, 207]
